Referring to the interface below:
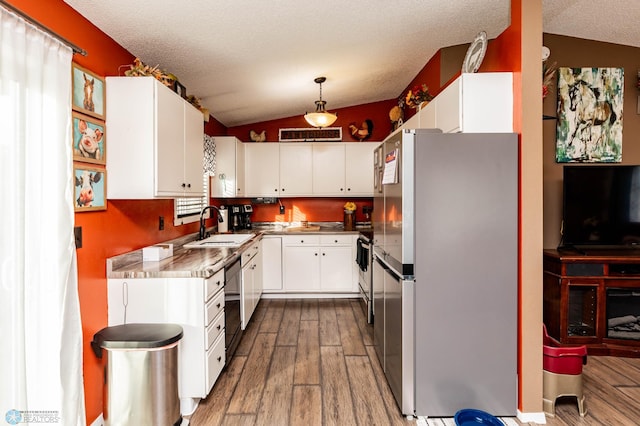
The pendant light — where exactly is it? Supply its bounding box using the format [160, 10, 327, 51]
[304, 77, 337, 128]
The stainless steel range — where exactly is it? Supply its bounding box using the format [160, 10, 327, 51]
[356, 232, 373, 323]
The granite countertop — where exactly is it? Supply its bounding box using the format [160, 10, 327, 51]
[106, 222, 372, 280]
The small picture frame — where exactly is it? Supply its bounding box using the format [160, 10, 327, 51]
[72, 63, 106, 120]
[174, 81, 187, 99]
[72, 112, 106, 165]
[74, 164, 106, 212]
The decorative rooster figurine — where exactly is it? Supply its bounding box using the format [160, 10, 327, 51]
[348, 119, 374, 141]
[249, 130, 266, 142]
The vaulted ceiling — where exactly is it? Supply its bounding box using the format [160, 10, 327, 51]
[63, 0, 640, 127]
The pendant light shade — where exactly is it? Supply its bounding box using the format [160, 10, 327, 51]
[304, 77, 337, 128]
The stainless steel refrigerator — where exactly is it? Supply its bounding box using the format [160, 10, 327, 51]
[372, 128, 518, 417]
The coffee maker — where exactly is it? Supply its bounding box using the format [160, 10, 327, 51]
[229, 204, 253, 231]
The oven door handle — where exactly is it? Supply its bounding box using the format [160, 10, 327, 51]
[357, 237, 371, 250]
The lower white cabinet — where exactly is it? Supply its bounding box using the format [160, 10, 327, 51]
[241, 240, 262, 328]
[282, 234, 357, 292]
[262, 236, 283, 291]
[107, 268, 225, 414]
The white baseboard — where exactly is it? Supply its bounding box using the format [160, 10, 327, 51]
[89, 413, 104, 426]
[517, 409, 547, 424]
[261, 292, 360, 299]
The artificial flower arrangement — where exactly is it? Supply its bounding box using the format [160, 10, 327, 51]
[344, 202, 357, 213]
[403, 83, 434, 109]
[123, 58, 177, 88]
[122, 58, 204, 112]
[542, 61, 558, 99]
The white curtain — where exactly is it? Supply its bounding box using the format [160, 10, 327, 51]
[0, 6, 86, 426]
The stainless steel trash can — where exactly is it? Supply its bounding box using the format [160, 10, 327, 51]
[91, 323, 183, 426]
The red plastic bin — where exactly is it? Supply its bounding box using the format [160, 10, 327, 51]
[543, 324, 587, 375]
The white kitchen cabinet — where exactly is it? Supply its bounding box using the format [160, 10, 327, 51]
[312, 142, 377, 196]
[417, 99, 437, 128]
[433, 72, 513, 133]
[279, 143, 313, 196]
[211, 136, 245, 198]
[245, 143, 280, 197]
[282, 234, 357, 293]
[106, 76, 204, 199]
[107, 268, 225, 415]
[240, 240, 262, 328]
[262, 236, 283, 291]
[344, 142, 377, 196]
[312, 144, 345, 195]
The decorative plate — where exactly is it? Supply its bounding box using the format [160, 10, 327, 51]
[462, 31, 488, 73]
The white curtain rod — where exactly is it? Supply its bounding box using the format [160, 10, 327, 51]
[0, 0, 87, 56]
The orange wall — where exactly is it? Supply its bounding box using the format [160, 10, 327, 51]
[218, 197, 373, 224]
[227, 99, 397, 142]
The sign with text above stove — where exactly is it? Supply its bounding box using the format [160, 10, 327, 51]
[279, 127, 342, 142]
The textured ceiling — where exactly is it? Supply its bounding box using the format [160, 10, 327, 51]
[63, 0, 640, 127]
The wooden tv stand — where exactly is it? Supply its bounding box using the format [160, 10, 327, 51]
[544, 249, 640, 357]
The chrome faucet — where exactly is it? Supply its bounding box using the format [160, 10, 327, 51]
[198, 205, 224, 240]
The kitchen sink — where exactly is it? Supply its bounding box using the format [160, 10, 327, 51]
[183, 233, 255, 249]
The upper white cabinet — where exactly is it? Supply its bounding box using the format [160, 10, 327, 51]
[312, 144, 346, 195]
[426, 72, 513, 133]
[106, 76, 204, 199]
[312, 143, 377, 196]
[279, 143, 313, 196]
[245, 143, 280, 197]
[210, 136, 245, 198]
[345, 143, 377, 196]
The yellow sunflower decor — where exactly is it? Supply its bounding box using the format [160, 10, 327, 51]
[344, 202, 356, 231]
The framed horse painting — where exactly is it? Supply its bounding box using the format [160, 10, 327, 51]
[556, 67, 624, 163]
[71, 63, 105, 120]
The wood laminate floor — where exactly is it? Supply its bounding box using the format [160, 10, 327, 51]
[186, 298, 640, 426]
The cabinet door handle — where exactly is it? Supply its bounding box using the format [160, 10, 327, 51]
[216, 303, 221, 308]
[282, 188, 285, 192]
[217, 324, 221, 330]
[315, 252, 318, 256]
[340, 188, 344, 191]
[322, 252, 326, 256]
[217, 280, 221, 287]
[187, 183, 191, 188]
[334, 239, 338, 243]
[347, 188, 351, 191]
[217, 356, 222, 362]
[181, 183, 186, 188]
[300, 240, 304, 243]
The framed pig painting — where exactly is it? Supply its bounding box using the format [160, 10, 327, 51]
[73, 164, 106, 212]
[72, 112, 106, 165]
[71, 63, 105, 120]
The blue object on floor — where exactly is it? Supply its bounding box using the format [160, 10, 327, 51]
[454, 409, 504, 426]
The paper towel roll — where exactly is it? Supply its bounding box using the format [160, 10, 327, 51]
[218, 208, 228, 233]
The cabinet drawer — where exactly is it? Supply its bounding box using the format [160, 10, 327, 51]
[205, 332, 226, 393]
[320, 235, 352, 246]
[205, 269, 225, 301]
[205, 291, 225, 325]
[283, 235, 320, 246]
[241, 244, 259, 266]
[206, 310, 225, 349]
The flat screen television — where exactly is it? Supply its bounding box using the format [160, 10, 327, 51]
[561, 165, 640, 250]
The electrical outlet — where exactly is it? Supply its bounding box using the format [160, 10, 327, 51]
[74, 226, 82, 249]
[159, 216, 165, 230]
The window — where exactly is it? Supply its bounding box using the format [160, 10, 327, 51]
[174, 173, 209, 225]
[174, 134, 215, 225]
